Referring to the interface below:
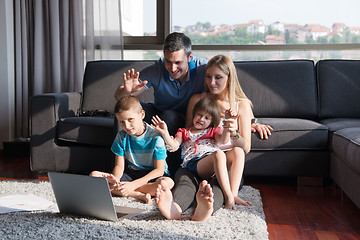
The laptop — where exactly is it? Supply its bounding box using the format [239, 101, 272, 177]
[48, 172, 145, 221]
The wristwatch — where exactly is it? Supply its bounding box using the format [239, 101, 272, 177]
[251, 118, 258, 124]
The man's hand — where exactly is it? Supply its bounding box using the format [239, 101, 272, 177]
[123, 68, 148, 95]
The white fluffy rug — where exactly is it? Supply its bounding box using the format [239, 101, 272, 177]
[0, 180, 268, 240]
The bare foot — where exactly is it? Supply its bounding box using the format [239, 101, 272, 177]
[155, 180, 182, 220]
[234, 196, 251, 206]
[224, 199, 236, 210]
[192, 180, 214, 222]
[105, 174, 118, 184]
[144, 193, 152, 204]
[137, 193, 152, 204]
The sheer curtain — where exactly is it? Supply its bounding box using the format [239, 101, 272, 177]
[13, 0, 123, 138]
[84, 0, 124, 61]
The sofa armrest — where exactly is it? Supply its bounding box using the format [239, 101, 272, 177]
[30, 92, 81, 171]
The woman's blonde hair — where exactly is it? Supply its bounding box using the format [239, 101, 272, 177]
[205, 55, 251, 109]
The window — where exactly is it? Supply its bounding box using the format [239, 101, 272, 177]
[122, 0, 360, 61]
[122, 0, 156, 36]
[171, 0, 360, 45]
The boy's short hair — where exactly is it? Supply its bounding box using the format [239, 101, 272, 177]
[114, 95, 143, 114]
[192, 97, 221, 128]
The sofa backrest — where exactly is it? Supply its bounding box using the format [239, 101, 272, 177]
[81, 60, 154, 114]
[234, 60, 317, 119]
[316, 60, 360, 119]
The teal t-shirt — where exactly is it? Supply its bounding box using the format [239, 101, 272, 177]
[111, 123, 169, 176]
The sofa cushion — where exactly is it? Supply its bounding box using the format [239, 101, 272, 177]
[81, 60, 154, 114]
[320, 118, 360, 132]
[332, 128, 360, 174]
[57, 117, 115, 147]
[251, 118, 328, 150]
[234, 60, 317, 119]
[316, 60, 360, 119]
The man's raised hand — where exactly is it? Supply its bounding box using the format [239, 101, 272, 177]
[123, 68, 148, 95]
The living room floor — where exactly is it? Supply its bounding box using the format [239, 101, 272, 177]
[1, 153, 360, 240]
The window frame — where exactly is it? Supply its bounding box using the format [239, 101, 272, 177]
[123, 0, 360, 52]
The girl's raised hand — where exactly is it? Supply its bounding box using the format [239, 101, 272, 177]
[225, 108, 238, 119]
[151, 115, 168, 135]
[223, 108, 238, 132]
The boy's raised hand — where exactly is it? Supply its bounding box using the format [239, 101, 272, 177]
[123, 68, 148, 94]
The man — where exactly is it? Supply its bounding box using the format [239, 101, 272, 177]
[115, 32, 207, 136]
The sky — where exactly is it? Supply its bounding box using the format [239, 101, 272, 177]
[144, 0, 360, 32]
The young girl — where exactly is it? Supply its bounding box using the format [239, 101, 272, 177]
[152, 97, 248, 209]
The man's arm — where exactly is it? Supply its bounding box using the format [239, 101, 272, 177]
[114, 69, 148, 100]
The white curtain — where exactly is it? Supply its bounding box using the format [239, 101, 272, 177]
[13, 0, 124, 138]
[84, 0, 124, 61]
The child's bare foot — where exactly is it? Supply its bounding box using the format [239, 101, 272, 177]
[144, 193, 152, 204]
[138, 193, 152, 204]
[155, 180, 182, 220]
[224, 194, 236, 210]
[234, 196, 251, 206]
[192, 180, 214, 222]
[224, 201, 236, 210]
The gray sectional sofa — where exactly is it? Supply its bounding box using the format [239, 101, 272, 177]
[30, 59, 360, 208]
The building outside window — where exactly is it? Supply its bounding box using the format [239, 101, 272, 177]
[93, 0, 360, 61]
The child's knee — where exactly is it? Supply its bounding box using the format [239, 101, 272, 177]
[233, 147, 245, 157]
[214, 150, 227, 162]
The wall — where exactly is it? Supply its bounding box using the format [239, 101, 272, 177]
[0, 0, 15, 150]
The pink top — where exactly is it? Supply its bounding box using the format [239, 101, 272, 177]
[176, 127, 222, 168]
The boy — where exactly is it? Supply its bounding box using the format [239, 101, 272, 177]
[90, 95, 174, 203]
